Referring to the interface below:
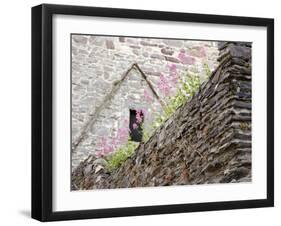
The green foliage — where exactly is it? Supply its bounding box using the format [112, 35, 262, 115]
[106, 140, 138, 171]
[203, 62, 212, 78]
[141, 124, 150, 143]
[152, 72, 201, 130]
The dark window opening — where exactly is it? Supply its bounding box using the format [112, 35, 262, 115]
[129, 109, 143, 142]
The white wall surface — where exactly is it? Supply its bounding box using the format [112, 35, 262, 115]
[0, 0, 279, 225]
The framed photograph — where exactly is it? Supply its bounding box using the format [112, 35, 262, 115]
[32, 4, 274, 221]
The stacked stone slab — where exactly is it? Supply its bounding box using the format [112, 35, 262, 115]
[72, 42, 252, 190]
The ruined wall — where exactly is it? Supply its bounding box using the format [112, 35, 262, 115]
[72, 42, 252, 189]
[72, 35, 219, 169]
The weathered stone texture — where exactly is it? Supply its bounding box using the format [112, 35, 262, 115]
[71, 35, 219, 170]
[72, 42, 252, 189]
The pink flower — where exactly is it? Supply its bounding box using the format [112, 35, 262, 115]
[97, 137, 107, 149]
[136, 109, 143, 124]
[96, 138, 116, 157]
[110, 137, 118, 149]
[178, 52, 186, 62]
[96, 137, 114, 155]
[103, 143, 113, 154]
[168, 64, 179, 86]
[168, 64, 177, 73]
[95, 150, 102, 158]
[117, 127, 129, 143]
[143, 89, 153, 102]
[157, 73, 171, 96]
[177, 52, 195, 65]
[132, 123, 138, 129]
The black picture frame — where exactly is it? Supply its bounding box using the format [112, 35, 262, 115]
[31, 4, 274, 222]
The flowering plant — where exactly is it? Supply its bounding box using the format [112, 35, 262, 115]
[157, 73, 171, 96]
[95, 55, 211, 170]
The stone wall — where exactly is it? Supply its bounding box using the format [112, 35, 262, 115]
[72, 42, 252, 189]
[72, 35, 219, 169]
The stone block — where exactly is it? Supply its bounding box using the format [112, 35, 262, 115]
[106, 40, 115, 49]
